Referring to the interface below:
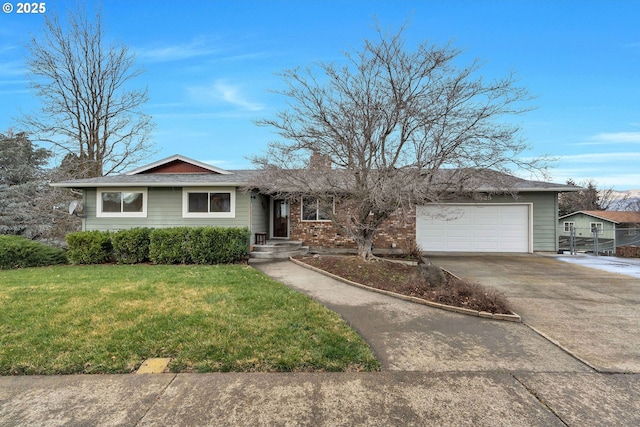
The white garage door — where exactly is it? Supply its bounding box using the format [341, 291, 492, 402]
[416, 204, 531, 253]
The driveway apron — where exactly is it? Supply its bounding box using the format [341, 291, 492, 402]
[429, 254, 640, 373]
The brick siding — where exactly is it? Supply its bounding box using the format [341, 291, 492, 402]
[288, 197, 417, 251]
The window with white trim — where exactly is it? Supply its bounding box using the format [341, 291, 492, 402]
[182, 188, 235, 218]
[590, 222, 603, 232]
[301, 196, 334, 221]
[96, 188, 147, 217]
[563, 221, 575, 232]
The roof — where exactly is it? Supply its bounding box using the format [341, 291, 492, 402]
[50, 154, 582, 193]
[560, 210, 640, 224]
[50, 171, 259, 188]
[51, 154, 256, 188]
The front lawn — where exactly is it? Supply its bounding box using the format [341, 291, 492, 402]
[0, 264, 379, 374]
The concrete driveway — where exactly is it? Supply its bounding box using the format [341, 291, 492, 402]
[429, 254, 640, 373]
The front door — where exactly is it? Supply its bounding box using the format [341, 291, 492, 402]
[273, 198, 289, 238]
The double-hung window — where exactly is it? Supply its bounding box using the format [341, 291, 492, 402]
[301, 196, 334, 221]
[590, 222, 603, 233]
[563, 222, 575, 232]
[182, 188, 235, 218]
[97, 188, 147, 217]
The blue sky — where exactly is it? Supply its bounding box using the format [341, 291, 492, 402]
[1, 0, 639, 190]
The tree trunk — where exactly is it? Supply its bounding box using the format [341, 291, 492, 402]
[355, 230, 376, 261]
[356, 240, 374, 260]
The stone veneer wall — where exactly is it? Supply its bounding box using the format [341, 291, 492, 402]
[288, 197, 416, 252]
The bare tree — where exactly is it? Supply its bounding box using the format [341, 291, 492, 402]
[252, 23, 544, 260]
[558, 179, 621, 216]
[19, 4, 154, 178]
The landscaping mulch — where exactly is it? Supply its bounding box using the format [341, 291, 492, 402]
[295, 255, 512, 315]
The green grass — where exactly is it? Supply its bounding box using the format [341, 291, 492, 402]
[0, 264, 379, 375]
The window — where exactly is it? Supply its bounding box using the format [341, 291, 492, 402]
[563, 222, 575, 232]
[97, 188, 147, 217]
[590, 222, 603, 232]
[301, 196, 334, 221]
[182, 188, 235, 218]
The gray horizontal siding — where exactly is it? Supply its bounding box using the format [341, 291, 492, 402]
[84, 187, 251, 231]
[250, 193, 269, 244]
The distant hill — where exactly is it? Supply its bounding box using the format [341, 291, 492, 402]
[608, 189, 640, 211]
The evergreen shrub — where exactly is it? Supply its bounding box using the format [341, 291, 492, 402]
[149, 227, 191, 264]
[187, 227, 250, 264]
[66, 231, 113, 264]
[0, 235, 68, 269]
[150, 226, 249, 264]
[112, 228, 152, 264]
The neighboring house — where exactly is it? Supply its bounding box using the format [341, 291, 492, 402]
[52, 154, 579, 254]
[559, 210, 640, 249]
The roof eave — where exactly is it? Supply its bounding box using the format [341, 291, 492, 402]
[50, 181, 249, 188]
[473, 186, 584, 193]
[558, 211, 619, 223]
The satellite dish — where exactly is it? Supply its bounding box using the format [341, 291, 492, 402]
[69, 200, 78, 215]
[69, 200, 85, 217]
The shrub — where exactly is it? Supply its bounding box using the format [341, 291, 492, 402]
[64, 227, 250, 266]
[400, 238, 423, 260]
[440, 277, 512, 314]
[112, 228, 151, 264]
[0, 235, 68, 269]
[414, 263, 446, 286]
[150, 226, 250, 265]
[66, 231, 113, 264]
[187, 227, 250, 264]
[149, 227, 191, 264]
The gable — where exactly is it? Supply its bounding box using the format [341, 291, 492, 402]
[139, 159, 218, 174]
[126, 154, 233, 176]
[560, 212, 616, 224]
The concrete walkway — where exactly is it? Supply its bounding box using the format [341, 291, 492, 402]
[1, 258, 639, 426]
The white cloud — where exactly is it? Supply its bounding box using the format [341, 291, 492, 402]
[576, 132, 640, 146]
[549, 152, 640, 190]
[558, 151, 640, 163]
[538, 149, 640, 190]
[0, 60, 24, 78]
[135, 37, 223, 63]
[187, 80, 264, 112]
[213, 81, 264, 111]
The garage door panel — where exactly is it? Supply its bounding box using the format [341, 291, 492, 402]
[416, 204, 530, 253]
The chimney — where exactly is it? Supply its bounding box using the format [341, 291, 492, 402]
[309, 151, 332, 170]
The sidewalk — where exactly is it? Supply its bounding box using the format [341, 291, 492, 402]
[1, 259, 639, 426]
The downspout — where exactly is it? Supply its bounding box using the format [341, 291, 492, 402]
[82, 189, 87, 231]
[249, 189, 253, 246]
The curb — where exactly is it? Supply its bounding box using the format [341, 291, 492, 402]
[522, 323, 600, 372]
[289, 257, 522, 323]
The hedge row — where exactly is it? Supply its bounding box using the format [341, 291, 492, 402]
[0, 235, 68, 269]
[66, 227, 250, 265]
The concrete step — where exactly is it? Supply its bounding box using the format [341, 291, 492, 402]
[252, 241, 304, 253]
[250, 246, 309, 259]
